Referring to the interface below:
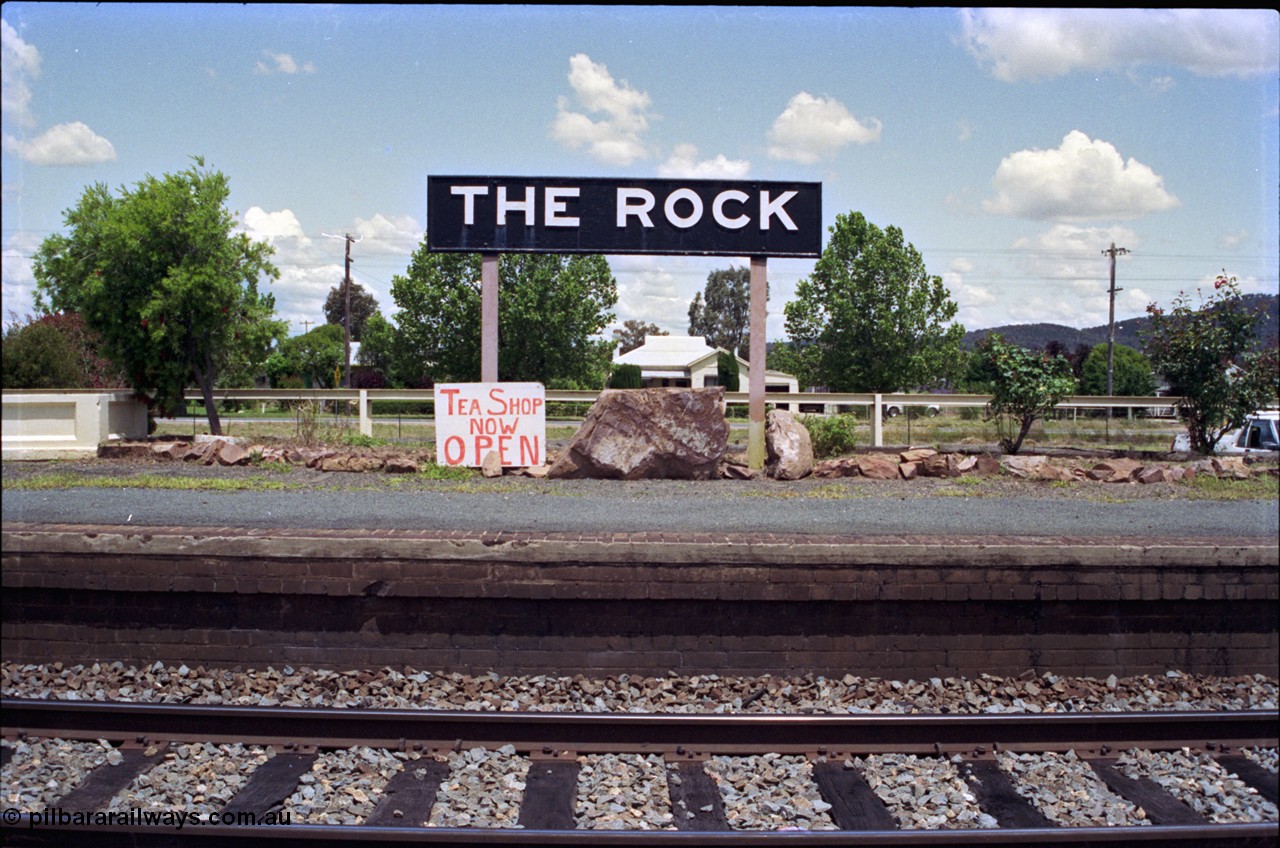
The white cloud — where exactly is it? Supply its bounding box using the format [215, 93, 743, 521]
[1, 18, 40, 129]
[767, 92, 881, 164]
[657, 144, 750, 179]
[959, 8, 1279, 82]
[353, 213, 422, 255]
[984, 131, 1178, 221]
[1219, 229, 1250, 251]
[551, 53, 653, 166]
[254, 51, 315, 75]
[242, 207, 311, 248]
[3, 121, 115, 165]
[2, 229, 40, 321]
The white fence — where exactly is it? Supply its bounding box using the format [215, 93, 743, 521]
[178, 388, 1180, 448]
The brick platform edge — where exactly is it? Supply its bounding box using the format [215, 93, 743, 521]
[2, 523, 1276, 679]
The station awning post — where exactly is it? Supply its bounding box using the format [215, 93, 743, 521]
[747, 256, 768, 471]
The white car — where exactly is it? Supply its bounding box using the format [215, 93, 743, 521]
[1171, 410, 1280, 455]
[882, 403, 940, 418]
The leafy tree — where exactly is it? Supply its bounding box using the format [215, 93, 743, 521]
[766, 340, 819, 389]
[607, 363, 642, 388]
[32, 158, 284, 432]
[613, 319, 667, 355]
[323, 279, 380, 342]
[978, 334, 1077, 454]
[1143, 275, 1280, 454]
[2, 312, 127, 389]
[355, 312, 402, 384]
[1079, 343, 1156, 397]
[716, 351, 740, 392]
[265, 324, 346, 389]
[688, 266, 753, 356]
[391, 245, 618, 387]
[784, 211, 965, 392]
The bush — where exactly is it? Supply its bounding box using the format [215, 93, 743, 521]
[608, 363, 642, 388]
[801, 414, 859, 458]
[717, 351, 740, 392]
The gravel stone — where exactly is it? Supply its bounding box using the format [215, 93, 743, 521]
[1, 737, 115, 813]
[704, 754, 836, 830]
[4, 664, 1275, 716]
[575, 754, 673, 830]
[1117, 748, 1280, 823]
[998, 750, 1148, 827]
[104, 743, 272, 816]
[282, 746, 408, 824]
[854, 754, 990, 829]
[428, 746, 527, 828]
[1243, 747, 1278, 774]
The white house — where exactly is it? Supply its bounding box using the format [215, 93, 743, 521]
[613, 335, 799, 397]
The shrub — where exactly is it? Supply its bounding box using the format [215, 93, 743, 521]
[608, 363, 642, 389]
[801, 413, 859, 458]
[717, 351, 740, 392]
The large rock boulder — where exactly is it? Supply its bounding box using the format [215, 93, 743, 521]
[765, 409, 813, 480]
[548, 388, 728, 480]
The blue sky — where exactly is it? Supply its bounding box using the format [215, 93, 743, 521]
[3, 5, 1277, 344]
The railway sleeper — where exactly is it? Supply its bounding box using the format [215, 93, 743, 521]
[4, 737, 1276, 838]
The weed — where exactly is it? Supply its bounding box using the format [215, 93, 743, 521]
[418, 463, 476, 481]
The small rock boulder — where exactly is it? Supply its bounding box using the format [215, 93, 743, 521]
[480, 450, 503, 478]
[765, 409, 813, 480]
[854, 456, 899, 480]
[548, 388, 728, 480]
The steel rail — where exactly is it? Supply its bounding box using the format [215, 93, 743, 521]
[2, 817, 1277, 846]
[3, 699, 1276, 756]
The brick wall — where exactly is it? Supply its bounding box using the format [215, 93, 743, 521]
[2, 525, 1276, 678]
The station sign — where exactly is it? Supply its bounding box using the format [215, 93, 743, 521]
[427, 176, 821, 257]
[434, 382, 546, 467]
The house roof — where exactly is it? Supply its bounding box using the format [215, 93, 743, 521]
[614, 335, 724, 368]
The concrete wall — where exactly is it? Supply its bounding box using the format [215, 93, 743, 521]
[2, 391, 148, 460]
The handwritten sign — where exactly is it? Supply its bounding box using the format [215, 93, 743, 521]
[434, 383, 546, 467]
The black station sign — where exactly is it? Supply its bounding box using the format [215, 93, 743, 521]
[427, 176, 822, 257]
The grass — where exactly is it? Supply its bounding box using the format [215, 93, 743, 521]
[6, 472, 298, 492]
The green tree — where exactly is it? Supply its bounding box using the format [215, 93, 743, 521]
[391, 245, 618, 387]
[266, 324, 346, 389]
[688, 266, 753, 356]
[766, 340, 819, 389]
[612, 319, 667, 355]
[2, 312, 127, 389]
[784, 212, 964, 392]
[32, 158, 283, 433]
[716, 350, 740, 392]
[1143, 275, 1280, 454]
[1079, 344, 1156, 397]
[978, 334, 1077, 454]
[355, 312, 402, 384]
[323, 279, 380, 342]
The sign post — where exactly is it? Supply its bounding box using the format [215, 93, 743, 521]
[427, 176, 822, 470]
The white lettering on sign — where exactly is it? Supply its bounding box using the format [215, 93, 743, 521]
[435, 383, 546, 467]
[544, 187, 580, 227]
[450, 185, 489, 225]
[760, 190, 799, 230]
[617, 188, 656, 228]
[497, 185, 535, 226]
[712, 189, 750, 229]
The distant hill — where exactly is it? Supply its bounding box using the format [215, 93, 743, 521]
[962, 293, 1277, 353]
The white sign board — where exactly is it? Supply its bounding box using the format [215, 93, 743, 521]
[434, 383, 546, 467]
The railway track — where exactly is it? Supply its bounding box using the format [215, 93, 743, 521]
[2, 698, 1277, 846]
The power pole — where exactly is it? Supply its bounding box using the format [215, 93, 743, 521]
[299, 319, 314, 334]
[323, 233, 361, 388]
[1101, 242, 1130, 419]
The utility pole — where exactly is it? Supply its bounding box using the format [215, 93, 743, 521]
[323, 233, 361, 388]
[1101, 242, 1130, 420]
[299, 319, 314, 334]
